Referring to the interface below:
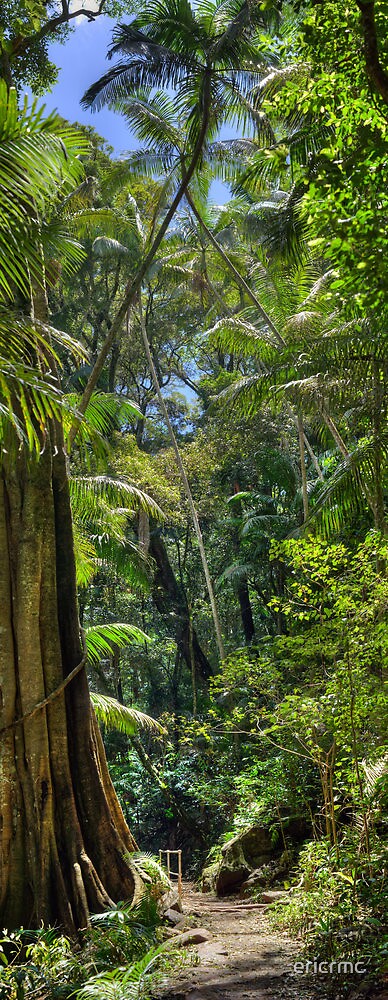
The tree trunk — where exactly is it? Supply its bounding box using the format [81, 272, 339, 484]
[149, 531, 213, 680]
[297, 413, 309, 521]
[230, 486, 255, 645]
[137, 300, 225, 661]
[0, 426, 137, 934]
[236, 580, 255, 644]
[372, 360, 386, 534]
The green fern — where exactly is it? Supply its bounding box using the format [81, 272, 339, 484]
[73, 944, 168, 1000]
[363, 753, 388, 802]
[125, 852, 171, 892]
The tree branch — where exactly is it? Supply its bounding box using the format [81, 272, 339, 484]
[355, 0, 388, 104]
[10, 0, 108, 57]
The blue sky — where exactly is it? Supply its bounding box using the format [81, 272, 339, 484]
[44, 16, 137, 155]
[38, 16, 230, 200]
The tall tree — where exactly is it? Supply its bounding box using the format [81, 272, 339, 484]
[0, 87, 138, 934]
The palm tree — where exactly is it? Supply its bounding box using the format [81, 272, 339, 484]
[93, 84, 350, 486]
[76, 0, 274, 419]
[76, 14, 278, 657]
[211, 266, 388, 533]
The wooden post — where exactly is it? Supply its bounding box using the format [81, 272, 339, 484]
[178, 849, 182, 898]
[159, 849, 182, 897]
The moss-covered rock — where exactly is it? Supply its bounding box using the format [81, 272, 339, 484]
[201, 861, 220, 893]
[202, 823, 307, 896]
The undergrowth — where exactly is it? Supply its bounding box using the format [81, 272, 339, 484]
[0, 859, 180, 1000]
[267, 837, 387, 977]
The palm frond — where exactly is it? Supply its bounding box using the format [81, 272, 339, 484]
[92, 236, 132, 258]
[91, 692, 166, 735]
[0, 83, 86, 300]
[70, 474, 163, 520]
[82, 39, 198, 112]
[118, 147, 179, 180]
[363, 752, 388, 800]
[207, 315, 279, 352]
[252, 63, 311, 102]
[71, 207, 141, 243]
[85, 622, 148, 663]
[63, 392, 144, 458]
[118, 90, 181, 150]
[73, 525, 98, 588]
[307, 437, 387, 536]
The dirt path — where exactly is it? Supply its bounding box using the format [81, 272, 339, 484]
[156, 884, 385, 1000]
[157, 884, 319, 1000]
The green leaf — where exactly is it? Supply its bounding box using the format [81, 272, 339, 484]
[91, 692, 166, 736]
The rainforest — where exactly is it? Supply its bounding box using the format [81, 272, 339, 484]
[0, 1, 387, 998]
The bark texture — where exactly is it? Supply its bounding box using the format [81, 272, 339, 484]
[0, 429, 136, 934]
[356, 0, 388, 104]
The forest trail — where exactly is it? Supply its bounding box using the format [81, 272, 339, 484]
[158, 883, 322, 1000]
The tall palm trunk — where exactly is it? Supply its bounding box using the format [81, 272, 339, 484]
[298, 413, 309, 521]
[137, 300, 225, 661]
[372, 360, 386, 534]
[0, 428, 137, 933]
[68, 73, 213, 448]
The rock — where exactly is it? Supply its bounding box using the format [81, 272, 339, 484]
[221, 827, 274, 867]
[215, 864, 250, 896]
[260, 889, 289, 903]
[239, 852, 293, 896]
[163, 928, 212, 948]
[161, 888, 183, 914]
[201, 862, 220, 893]
[202, 822, 308, 898]
[170, 916, 191, 930]
[177, 929, 212, 945]
[239, 870, 268, 896]
[164, 907, 185, 925]
[211, 826, 274, 896]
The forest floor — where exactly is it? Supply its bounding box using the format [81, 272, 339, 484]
[155, 884, 386, 1000]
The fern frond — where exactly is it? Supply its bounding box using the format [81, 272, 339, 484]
[70, 475, 163, 521]
[363, 752, 388, 800]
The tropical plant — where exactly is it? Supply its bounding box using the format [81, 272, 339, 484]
[0, 82, 87, 448]
[74, 942, 169, 1000]
[210, 262, 388, 532]
[91, 691, 166, 737]
[76, 0, 276, 420]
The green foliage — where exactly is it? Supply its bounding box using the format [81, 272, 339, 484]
[269, 836, 387, 973]
[2, 1, 388, 986]
[91, 692, 166, 737]
[73, 943, 168, 1000]
[0, 890, 169, 1000]
[0, 82, 89, 453]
